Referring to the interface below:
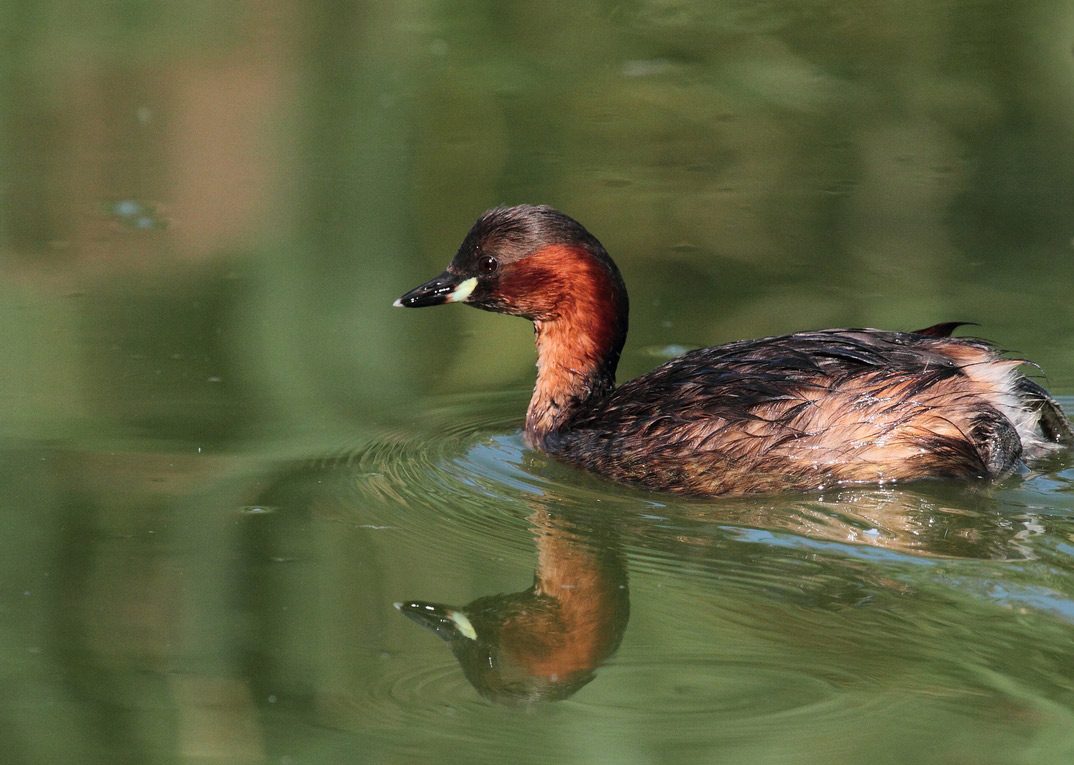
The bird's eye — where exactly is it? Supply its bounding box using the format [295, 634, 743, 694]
[479, 255, 498, 274]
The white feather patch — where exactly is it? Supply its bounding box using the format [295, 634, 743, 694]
[962, 359, 1051, 457]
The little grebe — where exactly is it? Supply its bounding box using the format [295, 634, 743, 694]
[395, 205, 1072, 496]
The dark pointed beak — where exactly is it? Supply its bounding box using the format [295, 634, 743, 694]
[394, 600, 476, 642]
[394, 271, 467, 308]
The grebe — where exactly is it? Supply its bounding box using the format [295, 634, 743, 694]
[395, 205, 1071, 496]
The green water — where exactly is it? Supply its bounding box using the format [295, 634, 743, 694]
[3, 2, 1074, 763]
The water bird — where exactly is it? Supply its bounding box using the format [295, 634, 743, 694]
[395, 205, 1071, 496]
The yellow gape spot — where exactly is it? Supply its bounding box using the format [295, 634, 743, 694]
[447, 610, 477, 640]
[448, 276, 478, 303]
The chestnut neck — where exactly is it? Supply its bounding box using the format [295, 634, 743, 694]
[517, 246, 628, 446]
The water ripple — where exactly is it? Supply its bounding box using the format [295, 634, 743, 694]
[568, 652, 891, 756]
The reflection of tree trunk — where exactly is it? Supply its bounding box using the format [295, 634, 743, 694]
[398, 503, 629, 705]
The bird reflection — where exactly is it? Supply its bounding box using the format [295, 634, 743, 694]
[391, 469, 1070, 705]
[396, 505, 629, 705]
[648, 478, 1067, 563]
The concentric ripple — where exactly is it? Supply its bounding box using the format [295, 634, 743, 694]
[256, 388, 1074, 595]
[560, 651, 909, 762]
[334, 655, 485, 730]
[256, 390, 582, 570]
[581, 654, 845, 721]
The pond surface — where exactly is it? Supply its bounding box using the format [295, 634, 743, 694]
[3, 2, 1074, 764]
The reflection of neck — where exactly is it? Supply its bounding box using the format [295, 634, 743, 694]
[521, 507, 627, 679]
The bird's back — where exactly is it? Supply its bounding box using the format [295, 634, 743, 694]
[551, 328, 1071, 495]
